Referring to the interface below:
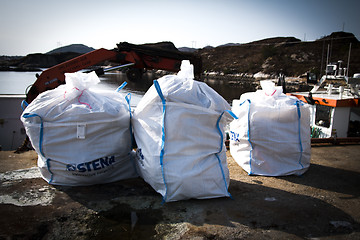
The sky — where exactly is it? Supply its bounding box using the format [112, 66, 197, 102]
[1, 0, 360, 56]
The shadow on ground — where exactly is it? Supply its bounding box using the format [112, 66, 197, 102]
[52, 174, 360, 239]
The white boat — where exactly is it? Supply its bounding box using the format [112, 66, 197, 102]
[0, 94, 28, 150]
[289, 61, 360, 142]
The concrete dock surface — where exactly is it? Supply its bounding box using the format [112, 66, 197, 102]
[0, 144, 359, 239]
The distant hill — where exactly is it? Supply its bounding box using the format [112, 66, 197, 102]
[0, 44, 95, 69]
[318, 31, 357, 41]
[1, 33, 359, 77]
[47, 44, 95, 54]
[178, 47, 197, 53]
[11, 52, 83, 68]
[217, 43, 242, 47]
[198, 32, 359, 77]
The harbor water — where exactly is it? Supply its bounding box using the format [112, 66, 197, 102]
[0, 70, 257, 106]
[0, 70, 257, 150]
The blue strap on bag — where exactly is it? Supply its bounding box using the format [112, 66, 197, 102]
[22, 112, 54, 183]
[21, 100, 54, 182]
[117, 81, 138, 170]
[117, 81, 136, 148]
[294, 100, 304, 169]
[125, 93, 136, 149]
[116, 81, 128, 92]
[216, 109, 238, 198]
[21, 100, 29, 110]
[237, 99, 254, 175]
[153, 80, 168, 202]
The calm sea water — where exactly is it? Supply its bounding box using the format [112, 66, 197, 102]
[0, 70, 147, 107]
[0, 71, 42, 95]
[0, 70, 253, 106]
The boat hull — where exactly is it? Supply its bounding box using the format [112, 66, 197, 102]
[0, 95, 27, 150]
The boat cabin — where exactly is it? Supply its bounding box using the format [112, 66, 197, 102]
[289, 66, 360, 139]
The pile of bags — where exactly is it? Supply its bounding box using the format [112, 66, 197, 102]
[21, 61, 234, 202]
[21, 61, 311, 201]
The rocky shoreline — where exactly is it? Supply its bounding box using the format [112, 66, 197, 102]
[0, 66, 41, 72]
[203, 74, 311, 93]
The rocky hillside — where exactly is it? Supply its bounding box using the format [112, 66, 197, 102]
[0, 44, 95, 70]
[1, 32, 359, 77]
[197, 32, 360, 78]
[8, 52, 84, 69]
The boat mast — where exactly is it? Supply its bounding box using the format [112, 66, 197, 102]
[326, 44, 330, 78]
[346, 42, 352, 78]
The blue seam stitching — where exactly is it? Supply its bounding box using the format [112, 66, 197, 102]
[239, 100, 253, 175]
[125, 93, 135, 148]
[154, 80, 168, 203]
[22, 113, 54, 183]
[21, 100, 29, 111]
[216, 110, 237, 198]
[116, 81, 127, 92]
[295, 101, 304, 169]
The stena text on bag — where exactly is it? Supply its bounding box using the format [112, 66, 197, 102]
[132, 60, 235, 202]
[229, 80, 311, 176]
[21, 72, 138, 186]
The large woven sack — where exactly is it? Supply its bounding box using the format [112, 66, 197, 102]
[229, 80, 311, 176]
[132, 61, 234, 202]
[21, 72, 138, 186]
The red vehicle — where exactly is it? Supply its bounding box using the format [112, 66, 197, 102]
[25, 41, 202, 103]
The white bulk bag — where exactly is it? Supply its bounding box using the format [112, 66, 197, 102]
[229, 80, 311, 176]
[132, 61, 233, 202]
[21, 72, 137, 186]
